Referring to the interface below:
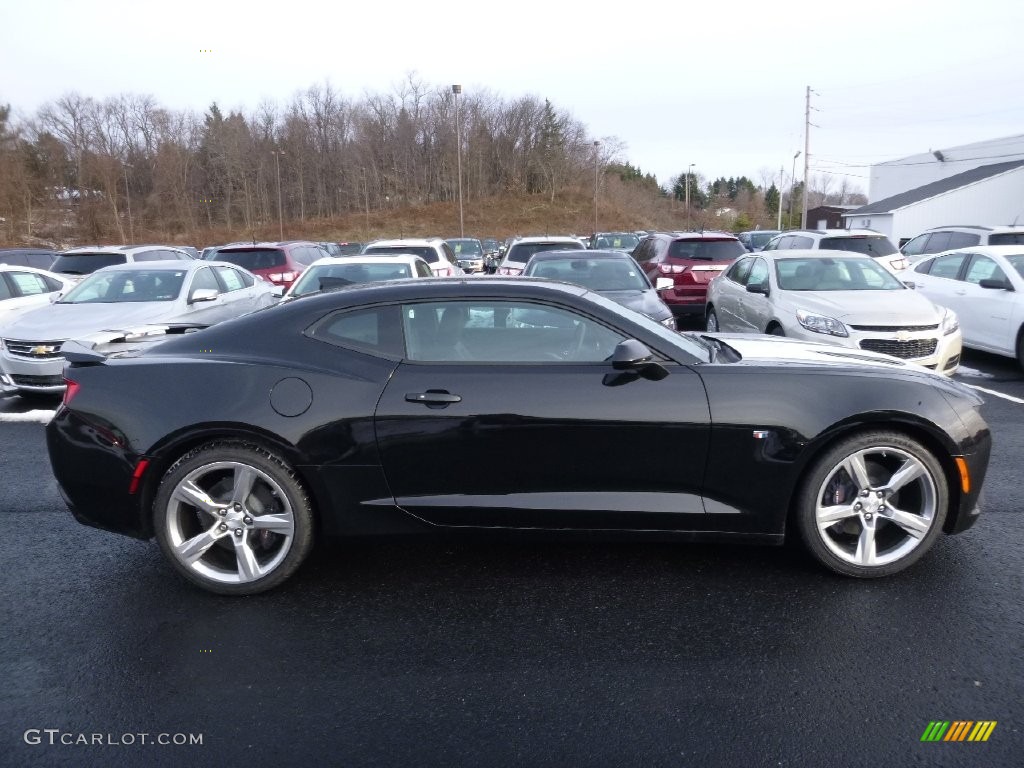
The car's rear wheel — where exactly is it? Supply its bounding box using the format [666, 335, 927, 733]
[795, 431, 948, 578]
[1015, 327, 1024, 371]
[153, 442, 314, 595]
[706, 307, 719, 332]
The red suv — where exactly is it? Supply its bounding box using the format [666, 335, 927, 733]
[632, 232, 746, 319]
[207, 241, 326, 289]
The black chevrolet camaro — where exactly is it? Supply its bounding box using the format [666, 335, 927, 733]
[47, 278, 991, 595]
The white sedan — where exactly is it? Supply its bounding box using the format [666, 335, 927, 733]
[898, 245, 1024, 367]
[0, 265, 76, 322]
[706, 249, 961, 375]
[282, 255, 434, 302]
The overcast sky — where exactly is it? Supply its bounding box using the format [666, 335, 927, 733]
[3, 0, 1022, 197]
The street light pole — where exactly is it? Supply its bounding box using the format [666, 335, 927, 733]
[777, 165, 784, 231]
[788, 151, 801, 229]
[685, 163, 695, 230]
[272, 150, 285, 241]
[593, 140, 600, 234]
[452, 84, 464, 238]
[123, 163, 133, 244]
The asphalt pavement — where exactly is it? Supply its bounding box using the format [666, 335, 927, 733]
[0, 349, 1021, 767]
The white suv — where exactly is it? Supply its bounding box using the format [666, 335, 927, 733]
[900, 225, 1024, 264]
[762, 229, 907, 273]
[497, 236, 586, 276]
[361, 238, 465, 277]
[51, 245, 193, 281]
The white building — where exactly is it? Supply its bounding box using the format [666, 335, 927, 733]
[842, 135, 1024, 242]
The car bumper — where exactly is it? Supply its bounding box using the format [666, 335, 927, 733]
[781, 326, 962, 376]
[458, 260, 484, 273]
[0, 346, 67, 392]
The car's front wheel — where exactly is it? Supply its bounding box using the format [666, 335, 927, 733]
[706, 307, 719, 332]
[153, 442, 314, 595]
[795, 431, 948, 578]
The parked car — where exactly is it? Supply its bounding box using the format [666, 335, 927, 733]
[587, 232, 641, 253]
[208, 241, 326, 289]
[317, 242, 344, 257]
[179, 246, 200, 259]
[0, 265, 76, 324]
[496, 236, 585, 276]
[523, 250, 675, 329]
[899, 245, 1024, 367]
[481, 238, 501, 273]
[361, 238, 464, 277]
[705, 250, 962, 375]
[631, 232, 746, 319]
[0, 260, 277, 397]
[336, 242, 363, 256]
[900, 225, 1024, 263]
[51, 245, 193, 279]
[283, 255, 433, 301]
[0, 248, 61, 270]
[762, 229, 908, 273]
[736, 230, 780, 252]
[48, 278, 990, 594]
[445, 238, 486, 274]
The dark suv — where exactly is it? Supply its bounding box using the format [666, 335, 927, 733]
[631, 232, 746, 318]
[208, 241, 326, 288]
[0, 248, 60, 270]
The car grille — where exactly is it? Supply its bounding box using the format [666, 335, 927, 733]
[2, 339, 65, 359]
[848, 324, 939, 332]
[860, 338, 937, 359]
[10, 374, 65, 387]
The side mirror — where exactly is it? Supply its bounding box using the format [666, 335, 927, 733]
[270, 285, 284, 298]
[979, 278, 1014, 291]
[746, 280, 769, 296]
[50, 293, 62, 303]
[610, 339, 669, 381]
[655, 277, 674, 291]
[188, 288, 219, 304]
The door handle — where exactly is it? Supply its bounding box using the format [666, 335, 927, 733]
[405, 390, 462, 407]
[955, 290, 967, 295]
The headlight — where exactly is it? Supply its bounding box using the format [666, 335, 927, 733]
[796, 309, 848, 337]
[660, 316, 677, 330]
[942, 308, 959, 336]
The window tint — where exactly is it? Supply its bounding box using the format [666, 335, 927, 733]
[777, 257, 903, 291]
[947, 232, 981, 249]
[525, 257, 647, 290]
[403, 300, 625, 363]
[726, 257, 754, 285]
[8, 271, 53, 296]
[963, 256, 1006, 285]
[988, 232, 1024, 246]
[51, 252, 127, 275]
[901, 234, 930, 257]
[215, 266, 246, 292]
[364, 245, 440, 264]
[928, 253, 968, 279]
[666, 239, 745, 261]
[441, 243, 457, 262]
[134, 250, 170, 262]
[790, 236, 814, 248]
[189, 267, 222, 296]
[415, 260, 433, 278]
[216, 249, 287, 269]
[505, 241, 584, 264]
[0, 277, 12, 300]
[818, 236, 897, 257]
[747, 259, 769, 287]
[309, 306, 403, 357]
[633, 240, 654, 262]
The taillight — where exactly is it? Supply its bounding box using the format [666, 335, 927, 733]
[62, 377, 80, 406]
[435, 267, 452, 277]
[498, 267, 522, 276]
[659, 264, 686, 275]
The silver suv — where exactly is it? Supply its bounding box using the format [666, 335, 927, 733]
[900, 225, 1024, 264]
[497, 236, 586, 276]
[51, 245, 193, 280]
[762, 229, 907, 272]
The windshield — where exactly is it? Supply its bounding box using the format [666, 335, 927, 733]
[819, 236, 897, 257]
[594, 234, 640, 250]
[667, 239, 746, 261]
[1004, 253, 1024, 278]
[526, 258, 648, 290]
[215, 248, 287, 269]
[447, 239, 483, 256]
[505, 241, 584, 264]
[51, 252, 127, 275]
[776, 257, 904, 291]
[989, 233, 1024, 246]
[364, 245, 439, 264]
[59, 269, 187, 303]
[290, 262, 412, 296]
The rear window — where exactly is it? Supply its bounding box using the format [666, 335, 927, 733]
[819, 236, 897, 257]
[215, 248, 287, 270]
[505, 241, 584, 264]
[989, 233, 1024, 246]
[51, 252, 127, 275]
[749, 232, 776, 249]
[667, 239, 745, 261]
[291, 262, 413, 296]
[363, 246, 439, 264]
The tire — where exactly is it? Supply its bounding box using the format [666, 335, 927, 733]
[153, 441, 314, 595]
[794, 431, 948, 578]
[1016, 328, 1024, 371]
[706, 307, 719, 332]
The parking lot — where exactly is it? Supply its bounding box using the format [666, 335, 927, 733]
[0, 345, 1020, 766]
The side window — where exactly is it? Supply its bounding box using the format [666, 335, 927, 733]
[761, 236, 779, 251]
[747, 259, 769, 287]
[633, 240, 652, 263]
[8, 271, 53, 296]
[948, 232, 980, 249]
[29, 254, 55, 269]
[914, 259, 934, 275]
[791, 236, 814, 248]
[924, 232, 953, 253]
[726, 257, 754, 285]
[214, 266, 245, 292]
[402, 300, 626, 363]
[928, 253, 968, 280]
[43, 275, 64, 292]
[901, 234, 930, 257]
[189, 267, 222, 297]
[234, 268, 255, 287]
[308, 306, 403, 358]
[415, 261, 432, 278]
[0, 276, 12, 300]
[963, 256, 1006, 285]
[441, 243, 457, 263]
[289, 248, 309, 267]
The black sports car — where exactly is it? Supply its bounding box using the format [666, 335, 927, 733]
[47, 279, 991, 595]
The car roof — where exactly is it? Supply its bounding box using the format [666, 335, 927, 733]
[920, 224, 1024, 234]
[60, 245, 190, 255]
[529, 249, 634, 261]
[653, 231, 739, 241]
[922, 245, 1024, 259]
[306, 255, 427, 267]
[0, 264, 71, 278]
[511, 236, 584, 244]
[763, 248, 882, 260]
[89, 260, 207, 273]
[367, 238, 438, 247]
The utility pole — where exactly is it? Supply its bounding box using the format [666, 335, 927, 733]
[593, 140, 600, 234]
[801, 85, 811, 229]
[272, 150, 285, 241]
[685, 163, 695, 230]
[452, 84, 464, 238]
[123, 163, 133, 244]
[777, 165, 784, 231]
